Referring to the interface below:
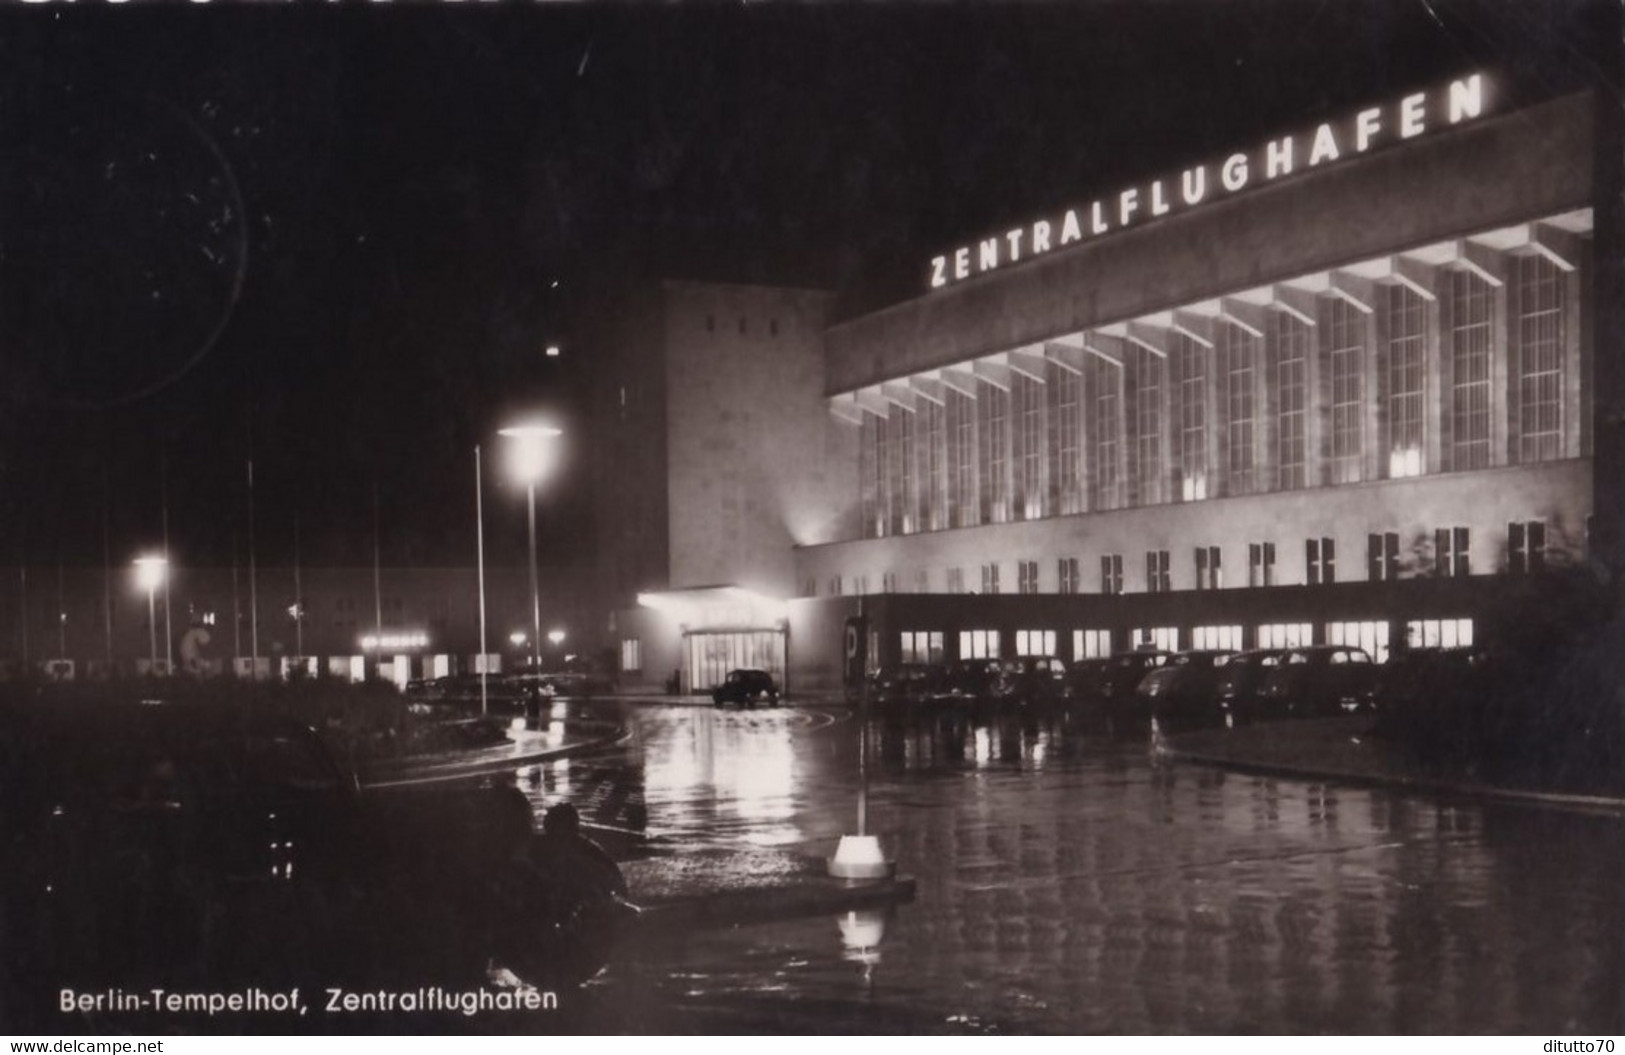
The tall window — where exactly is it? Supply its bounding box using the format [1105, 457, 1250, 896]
[1146, 550, 1171, 593]
[891, 410, 913, 535]
[1307, 537, 1336, 585]
[1271, 312, 1310, 490]
[1326, 299, 1366, 485]
[1101, 554, 1124, 595]
[979, 385, 1011, 524]
[1052, 367, 1084, 515]
[1248, 542, 1276, 587]
[947, 390, 978, 528]
[1173, 333, 1209, 501]
[1017, 560, 1039, 595]
[981, 562, 1001, 595]
[860, 415, 880, 538]
[946, 567, 965, 594]
[620, 638, 642, 673]
[1088, 357, 1122, 510]
[1386, 284, 1427, 478]
[1436, 526, 1470, 577]
[1194, 546, 1221, 590]
[1014, 374, 1046, 520]
[1368, 531, 1400, 581]
[923, 399, 948, 530]
[914, 568, 930, 593]
[1219, 321, 1258, 495]
[1057, 557, 1080, 595]
[881, 571, 897, 593]
[1128, 348, 1165, 506]
[1514, 255, 1564, 464]
[1508, 520, 1546, 574]
[1448, 270, 1494, 471]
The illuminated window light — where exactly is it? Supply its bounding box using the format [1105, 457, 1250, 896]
[360, 631, 428, 651]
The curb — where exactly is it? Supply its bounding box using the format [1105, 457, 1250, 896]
[1162, 736, 1625, 816]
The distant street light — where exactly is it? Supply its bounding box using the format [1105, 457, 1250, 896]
[133, 556, 168, 675]
[509, 630, 528, 649]
[499, 421, 562, 673]
[547, 628, 566, 647]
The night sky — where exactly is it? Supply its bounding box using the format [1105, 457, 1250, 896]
[0, 0, 1613, 573]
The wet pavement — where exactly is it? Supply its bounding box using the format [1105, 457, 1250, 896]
[489, 700, 1624, 1034]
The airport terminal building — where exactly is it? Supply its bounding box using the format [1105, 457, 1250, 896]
[614, 72, 1620, 694]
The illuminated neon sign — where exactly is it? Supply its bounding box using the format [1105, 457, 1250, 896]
[927, 73, 1490, 292]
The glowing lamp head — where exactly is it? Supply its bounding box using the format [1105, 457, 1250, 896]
[509, 631, 528, 647]
[498, 422, 563, 486]
[547, 629, 566, 646]
[133, 556, 167, 593]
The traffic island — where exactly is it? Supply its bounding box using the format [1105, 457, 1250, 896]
[621, 849, 916, 935]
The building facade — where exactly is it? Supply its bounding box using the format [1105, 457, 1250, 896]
[619, 74, 1619, 694]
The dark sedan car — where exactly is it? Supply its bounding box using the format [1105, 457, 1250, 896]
[868, 663, 949, 708]
[1213, 648, 1289, 725]
[990, 656, 1069, 706]
[1260, 645, 1379, 717]
[712, 668, 781, 707]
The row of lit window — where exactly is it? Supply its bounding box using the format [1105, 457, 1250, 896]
[859, 255, 1574, 539]
[899, 618, 1475, 666]
[813, 520, 1550, 598]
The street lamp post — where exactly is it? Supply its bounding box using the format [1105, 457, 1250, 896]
[134, 556, 167, 675]
[498, 422, 562, 675]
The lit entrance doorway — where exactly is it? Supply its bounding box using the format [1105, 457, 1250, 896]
[685, 629, 785, 694]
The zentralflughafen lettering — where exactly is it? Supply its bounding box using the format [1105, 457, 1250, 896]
[928, 72, 1488, 292]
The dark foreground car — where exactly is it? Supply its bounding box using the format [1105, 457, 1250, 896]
[0, 699, 631, 1026]
[712, 668, 780, 707]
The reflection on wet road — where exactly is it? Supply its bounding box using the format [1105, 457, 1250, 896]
[509, 701, 1622, 1034]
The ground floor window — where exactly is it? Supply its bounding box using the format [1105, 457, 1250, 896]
[1191, 625, 1242, 650]
[901, 630, 945, 664]
[1015, 629, 1056, 656]
[1326, 620, 1391, 663]
[1406, 618, 1474, 649]
[1074, 629, 1112, 659]
[1256, 623, 1312, 649]
[1133, 626, 1178, 651]
[620, 637, 642, 673]
[960, 629, 1000, 660]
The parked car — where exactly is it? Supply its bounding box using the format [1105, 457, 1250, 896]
[1213, 648, 1289, 725]
[937, 658, 1000, 704]
[712, 668, 781, 707]
[1134, 649, 1236, 725]
[1061, 657, 1110, 706]
[990, 656, 1069, 706]
[1085, 650, 1175, 722]
[868, 663, 948, 708]
[1259, 645, 1379, 717]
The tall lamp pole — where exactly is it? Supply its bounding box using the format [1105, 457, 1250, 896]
[498, 423, 562, 675]
[134, 556, 167, 675]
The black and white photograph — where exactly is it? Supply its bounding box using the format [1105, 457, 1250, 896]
[0, 0, 1620, 1036]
